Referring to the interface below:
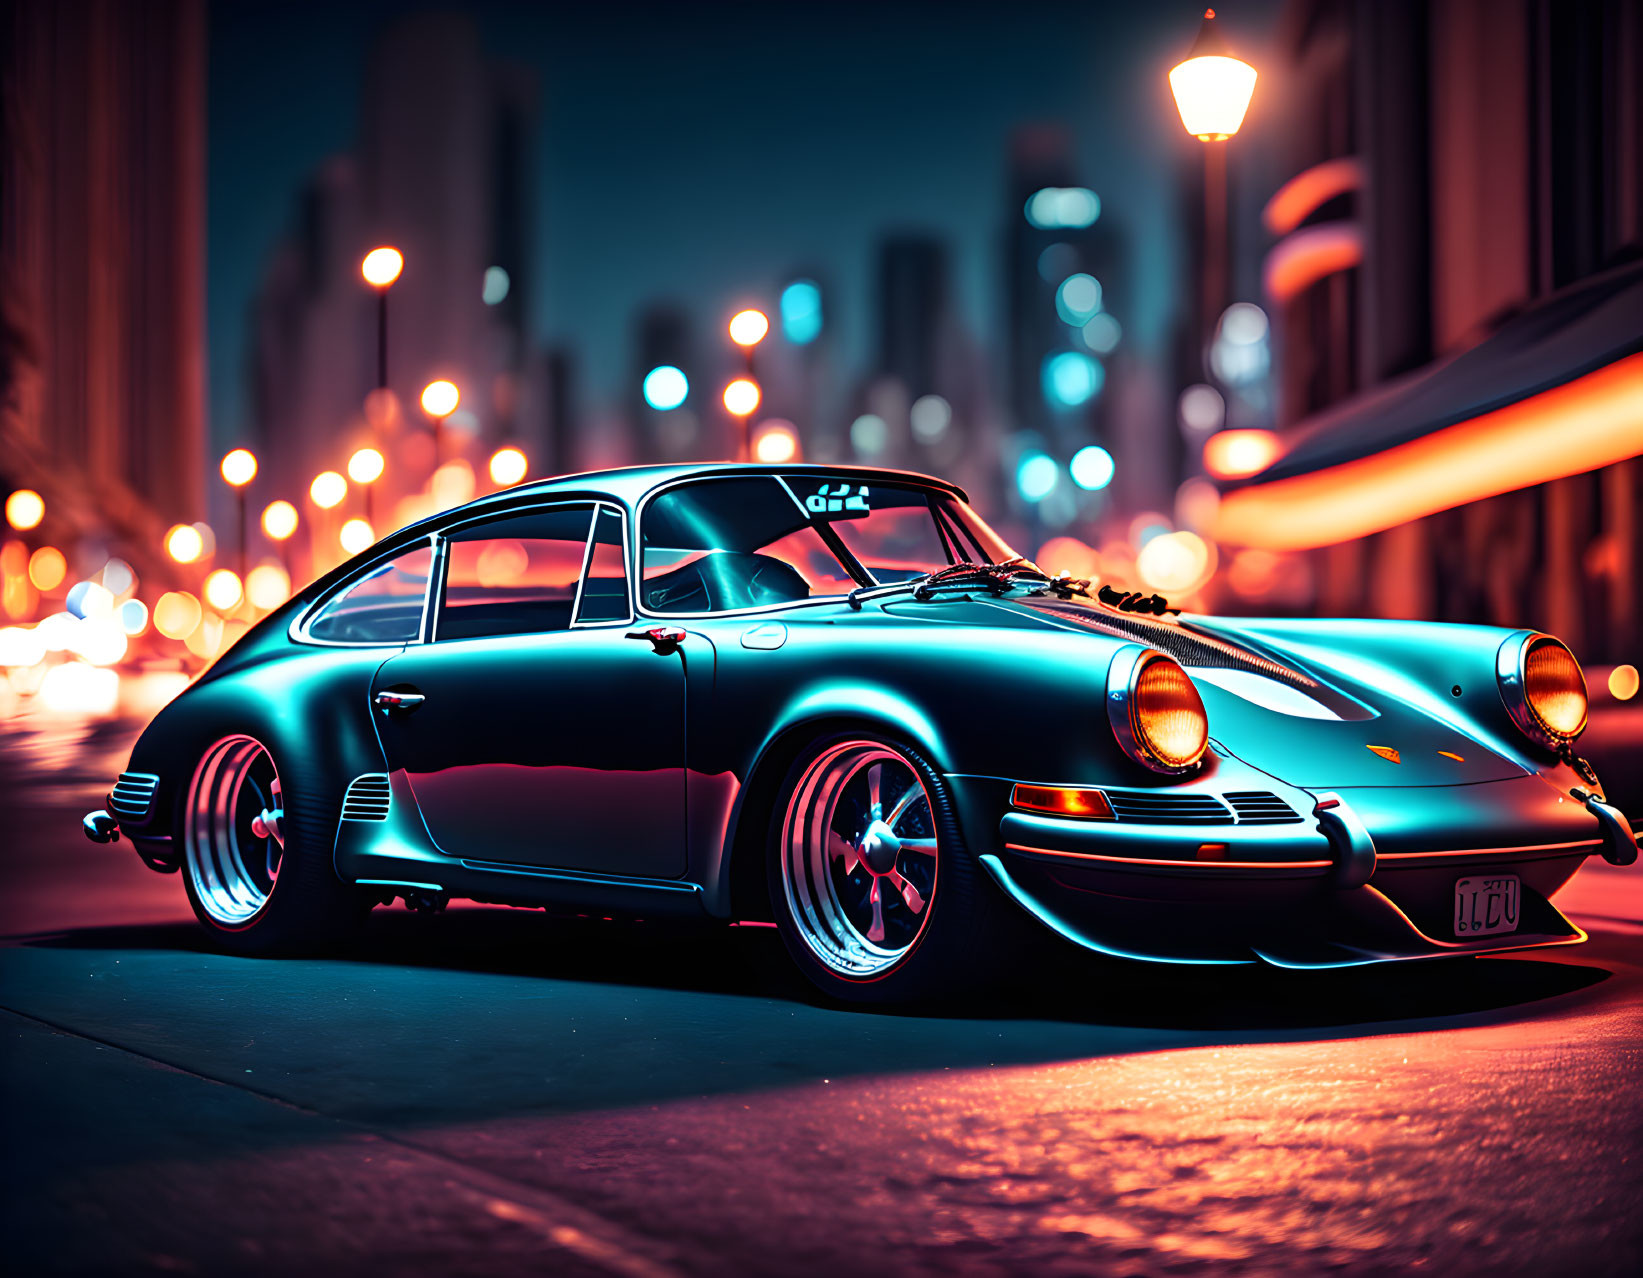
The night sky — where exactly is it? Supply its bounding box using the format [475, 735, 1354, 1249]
[207, 1, 1285, 444]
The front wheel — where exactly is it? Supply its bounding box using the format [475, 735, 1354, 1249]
[181, 733, 366, 955]
[767, 734, 1008, 1004]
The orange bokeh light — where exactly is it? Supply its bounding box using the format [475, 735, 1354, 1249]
[361, 246, 404, 288]
[723, 378, 761, 417]
[1202, 429, 1283, 480]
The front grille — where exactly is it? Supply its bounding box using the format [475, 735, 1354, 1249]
[1224, 790, 1303, 824]
[340, 774, 391, 821]
[109, 772, 159, 822]
[1104, 789, 1233, 824]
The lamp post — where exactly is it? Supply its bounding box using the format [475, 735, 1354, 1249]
[420, 380, 460, 470]
[1169, 8, 1257, 369]
[220, 449, 258, 578]
[361, 247, 404, 391]
[727, 309, 769, 461]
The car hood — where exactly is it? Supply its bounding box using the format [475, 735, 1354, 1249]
[884, 593, 1526, 789]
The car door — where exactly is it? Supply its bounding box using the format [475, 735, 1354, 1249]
[370, 502, 688, 879]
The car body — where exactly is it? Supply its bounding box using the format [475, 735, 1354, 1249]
[86, 463, 1638, 1001]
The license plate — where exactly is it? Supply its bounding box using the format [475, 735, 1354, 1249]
[1454, 875, 1520, 938]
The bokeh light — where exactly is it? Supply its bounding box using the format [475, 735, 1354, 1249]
[1175, 477, 1222, 532]
[118, 598, 149, 635]
[1178, 384, 1226, 434]
[780, 281, 823, 344]
[40, 661, 118, 715]
[348, 447, 385, 484]
[1219, 302, 1270, 345]
[1055, 274, 1102, 325]
[481, 265, 510, 305]
[28, 546, 66, 591]
[431, 459, 476, 509]
[165, 523, 204, 564]
[100, 559, 134, 596]
[1035, 535, 1102, 582]
[420, 379, 460, 418]
[723, 378, 761, 417]
[1137, 530, 1215, 594]
[849, 414, 888, 456]
[0, 625, 47, 667]
[220, 448, 258, 487]
[5, 489, 45, 531]
[153, 591, 203, 640]
[1203, 428, 1283, 480]
[728, 309, 770, 347]
[1024, 187, 1100, 229]
[360, 246, 403, 288]
[910, 395, 952, 443]
[1081, 313, 1122, 354]
[1070, 445, 1116, 491]
[246, 563, 292, 610]
[1169, 53, 1258, 140]
[262, 500, 299, 541]
[1016, 453, 1060, 501]
[752, 421, 799, 464]
[643, 365, 689, 411]
[1610, 664, 1640, 702]
[489, 446, 529, 487]
[339, 519, 375, 555]
[309, 471, 348, 509]
[66, 580, 114, 620]
[1042, 351, 1104, 408]
[204, 569, 243, 611]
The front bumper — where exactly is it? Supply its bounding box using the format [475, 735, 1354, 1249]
[972, 772, 1634, 968]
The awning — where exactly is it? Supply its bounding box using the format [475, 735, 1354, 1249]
[1214, 259, 1643, 550]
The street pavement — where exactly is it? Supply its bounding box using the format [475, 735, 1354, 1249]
[2, 709, 1640, 1276]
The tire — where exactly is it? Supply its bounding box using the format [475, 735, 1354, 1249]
[766, 732, 1009, 1004]
[179, 732, 367, 955]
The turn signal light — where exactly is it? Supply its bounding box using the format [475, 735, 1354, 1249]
[1011, 784, 1115, 819]
[1498, 631, 1588, 749]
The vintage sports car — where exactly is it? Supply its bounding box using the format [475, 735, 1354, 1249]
[85, 463, 1637, 1002]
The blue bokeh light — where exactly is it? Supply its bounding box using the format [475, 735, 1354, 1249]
[1055, 274, 1102, 325]
[1042, 351, 1104, 408]
[780, 280, 823, 345]
[642, 365, 689, 411]
[1070, 445, 1115, 491]
[1016, 452, 1060, 501]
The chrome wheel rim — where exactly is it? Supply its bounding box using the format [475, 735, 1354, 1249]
[184, 735, 285, 926]
[780, 741, 938, 977]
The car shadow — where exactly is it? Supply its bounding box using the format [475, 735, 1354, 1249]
[15, 903, 1614, 1038]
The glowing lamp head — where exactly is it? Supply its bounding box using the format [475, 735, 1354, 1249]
[261, 500, 299, 541]
[488, 447, 528, 487]
[5, 489, 45, 531]
[339, 518, 375, 555]
[348, 447, 385, 484]
[220, 449, 258, 488]
[728, 309, 770, 348]
[165, 523, 204, 564]
[1169, 11, 1258, 140]
[752, 421, 799, 464]
[1498, 632, 1588, 749]
[1108, 649, 1209, 774]
[723, 378, 761, 418]
[420, 380, 460, 418]
[309, 471, 347, 510]
[204, 568, 243, 611]
[361, 246, 404, 288]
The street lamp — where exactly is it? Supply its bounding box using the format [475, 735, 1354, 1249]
[1169, 8, 1257, 370]
[220, 448, 258, 577]
[361, 246, 404, 391]
[262, 499, 299, 576]
[728, 309, 769, 348]
[165, 523, 204, 565]
[348, 447, 385, 523]
[420, 379, 460, 466]
[723, 378, 762, 460]
[309, 471, 347, 510]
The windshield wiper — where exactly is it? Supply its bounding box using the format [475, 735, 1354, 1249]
[847, 559, 1049, 609]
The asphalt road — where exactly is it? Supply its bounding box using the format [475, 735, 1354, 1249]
[2, 711, 1641, 1277]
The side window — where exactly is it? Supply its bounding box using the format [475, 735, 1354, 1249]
[574, 506, 630, 623]
[305, 545, 432, 644]
[437, 506, 594, 641]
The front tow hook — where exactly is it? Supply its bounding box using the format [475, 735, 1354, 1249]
[83, 810, 120, 844]
[1572, 788, 1638, 867]
[1313, 792, 1377, 888]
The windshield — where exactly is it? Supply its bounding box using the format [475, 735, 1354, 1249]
[640, 474, 1019, 614]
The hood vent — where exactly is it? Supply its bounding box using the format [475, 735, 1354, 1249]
[340, 774, 391, 822]
[1223, 791, 1303, 824]
[1105, 790, 1233, 824]
[109, 771, 159, 822]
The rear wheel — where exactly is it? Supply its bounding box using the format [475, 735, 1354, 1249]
[181, 734, 365, 954]
[768, 733, 1006, 1004]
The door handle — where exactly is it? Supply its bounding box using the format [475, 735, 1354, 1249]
[374, 690, 426, 714]
[626, 626, 686, 653]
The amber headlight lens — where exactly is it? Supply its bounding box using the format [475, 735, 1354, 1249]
[1498, 632, 1587, 749]
[1522, 636, 1587, 739]
[1102, 650, 1210, 774]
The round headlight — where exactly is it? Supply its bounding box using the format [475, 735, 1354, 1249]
[1497, 631, 1588, 749]
[1107, 647, 1209, 774]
